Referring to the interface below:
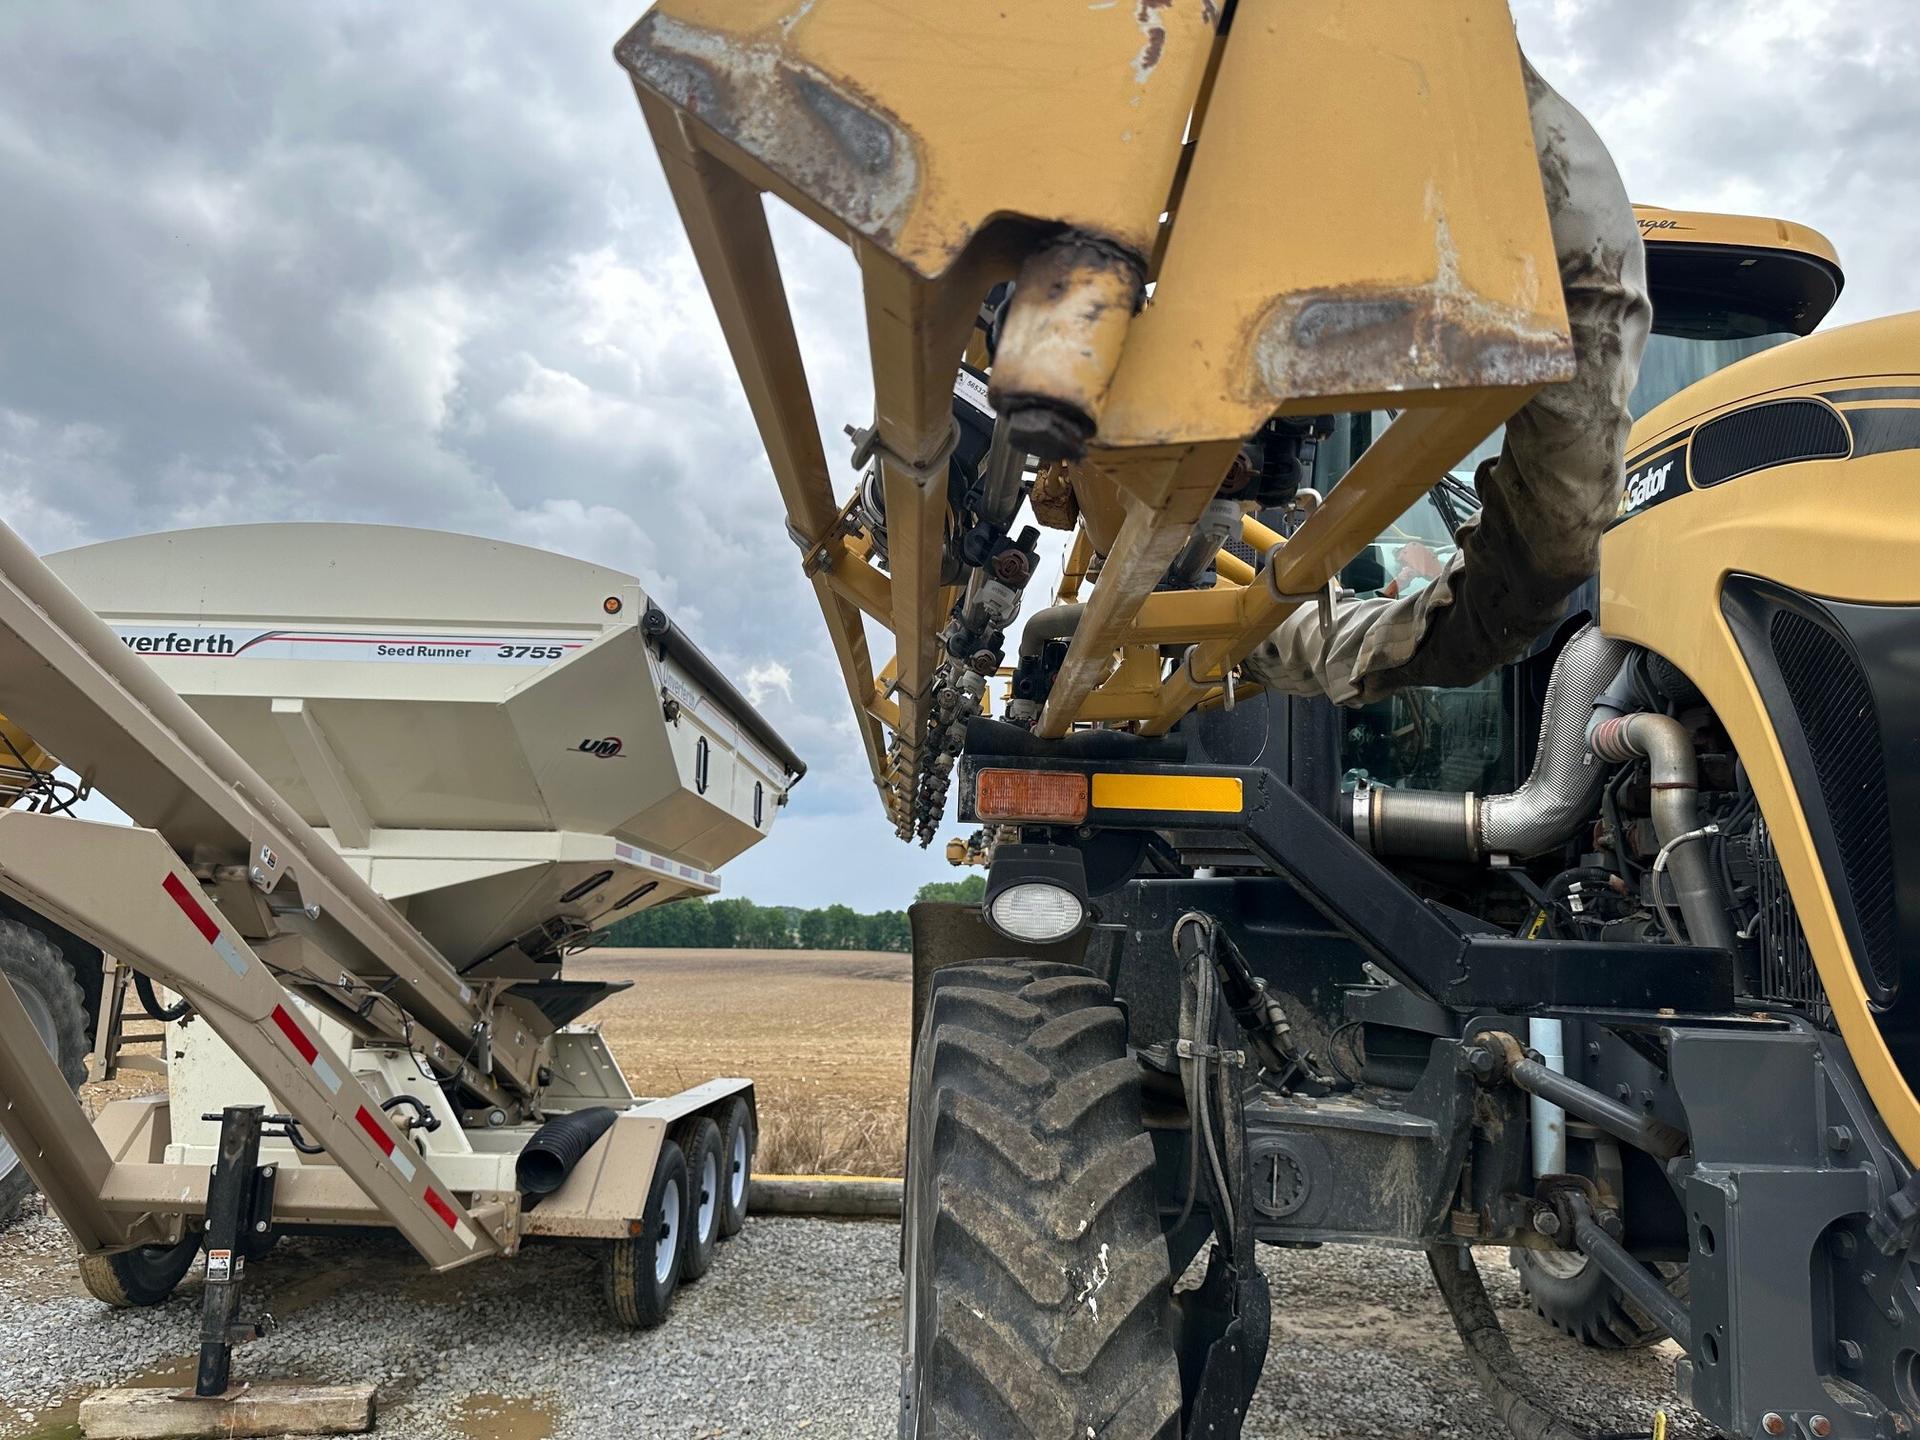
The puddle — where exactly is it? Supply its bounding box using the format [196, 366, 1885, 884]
[10, 1422, 80, 1440]
[9, 1357, 196, 1440]
[449, 1393, 557, 1440]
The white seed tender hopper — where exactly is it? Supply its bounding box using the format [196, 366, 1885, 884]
[48, 522, 803, 966]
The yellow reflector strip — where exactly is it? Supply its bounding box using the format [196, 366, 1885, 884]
[1091, 773, 1243, 814]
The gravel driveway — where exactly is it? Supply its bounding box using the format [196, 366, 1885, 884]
[0, 1201, 1698, 1439]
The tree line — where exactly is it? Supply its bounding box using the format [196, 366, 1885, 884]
[598, 875, 986, 953]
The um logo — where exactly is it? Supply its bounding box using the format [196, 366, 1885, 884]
[576, 737, 624, 759]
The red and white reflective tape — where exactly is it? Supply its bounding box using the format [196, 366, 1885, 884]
[162, 870, 475, 1252]
[352, 1103, 417, 1182]
[353, 1104, 476, 1249]
[161, 873, 250, 978]
[269, 1004, 343, 1095]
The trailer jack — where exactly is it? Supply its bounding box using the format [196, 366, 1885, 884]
[75, 1103, 380, 1440]
[195, 1105, 276, 1399]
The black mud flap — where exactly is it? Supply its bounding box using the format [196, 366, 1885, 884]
[1173, 1062, 1270, 1438]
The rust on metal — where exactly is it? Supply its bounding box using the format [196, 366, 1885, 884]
[990, 234, 1147, 461]
[1029, 463, 1079, 531]
[615, 11, 920, 247]
[1133, 0, 1173, 80]
[1251, 208, 1574, 402]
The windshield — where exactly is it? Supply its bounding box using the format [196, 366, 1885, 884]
[1309, 328, 1801, 573]
[1628, 330, 1791, 417]
[1302, 328, 1794, 799]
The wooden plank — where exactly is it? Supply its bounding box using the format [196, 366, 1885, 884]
[79, 1383, 375, 1439]
[752, 1174, 902, 1218]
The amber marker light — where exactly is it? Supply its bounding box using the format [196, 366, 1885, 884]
[974, 768, 1089, 824]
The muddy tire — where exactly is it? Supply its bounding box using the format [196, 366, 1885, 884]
[674, 1116, 723, 1282]
[78, 1234, 201, 1308]
[602, 1139, 687, 1329]
[715, 1096, 754, 1239]
[1512, 1246, 1690, 1348]
[0, 919, 92, 1229]
[901, 961, 1180, 1439]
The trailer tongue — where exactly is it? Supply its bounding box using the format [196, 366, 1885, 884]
[0, 519, 795, 1356]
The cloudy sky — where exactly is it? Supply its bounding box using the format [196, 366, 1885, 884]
[0, 3, 1910, 910]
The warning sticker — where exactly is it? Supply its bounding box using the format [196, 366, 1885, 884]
[206, 1248, 235, 1282]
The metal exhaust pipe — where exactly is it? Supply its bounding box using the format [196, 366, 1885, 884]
[1350, 625, 1631, 861]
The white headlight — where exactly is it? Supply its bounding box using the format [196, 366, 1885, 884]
[986, 882, 1086, 943]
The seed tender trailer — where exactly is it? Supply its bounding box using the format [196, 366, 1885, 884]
[0, 521, 800, 1379]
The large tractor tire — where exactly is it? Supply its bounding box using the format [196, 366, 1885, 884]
[0, 918, 91, 1229]
[1512, 1246, 1690, 1348]
[901, 960, 1181, 1440]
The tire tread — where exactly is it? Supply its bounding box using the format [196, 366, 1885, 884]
[905, 961, 1178, 1439]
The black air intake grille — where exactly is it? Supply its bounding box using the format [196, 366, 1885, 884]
[1769, 609, 1898, 999]
[1747, 816, 1829, 1023]
[1693, 399, 1848, 486]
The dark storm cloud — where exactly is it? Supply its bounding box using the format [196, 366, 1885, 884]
[0, 3, 1907, 906]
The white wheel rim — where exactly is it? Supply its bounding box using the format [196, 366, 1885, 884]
[729, 1126, 748, 1208]
[699, 1150, 719, 1241]
[0, 982, 59, 1183]
[655, 1177, 681, 1286]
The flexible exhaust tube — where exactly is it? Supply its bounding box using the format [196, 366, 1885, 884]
[1353, 625, 1631, 861]
[515, 1106, 619, 1196]
[1587, 712, 1739, 954]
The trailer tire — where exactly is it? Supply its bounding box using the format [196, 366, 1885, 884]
[674, 1117, 723, 1282]
[0, 919, 92, 1229]
[1512, 1247, 1690, 1348]
[78, 1234, 201, 1308]
[715, 1096, 754, 1239]
[603, 1139, 687, 1329]
[901, 961, 1181, 1440]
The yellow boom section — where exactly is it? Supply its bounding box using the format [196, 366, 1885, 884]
[619, 0, 1571, 841]
[0, 712, 54, 807]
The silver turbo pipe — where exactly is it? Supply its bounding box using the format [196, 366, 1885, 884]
[1352, 625, 1630, 862]
[1586, 711, 1739, 954]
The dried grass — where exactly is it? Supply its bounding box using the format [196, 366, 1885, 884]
[757, 1095, 906, 1178]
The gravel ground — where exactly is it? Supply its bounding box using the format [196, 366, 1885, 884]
[0, 1198, 1698, 1439]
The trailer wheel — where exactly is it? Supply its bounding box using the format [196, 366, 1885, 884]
[715, 1096, 754, 1239]
[0, 919, 92, 1229]
[901, 961, 1181, 1439]
[603, 1139, 687, 1329]
[674, 1117, 723, 1282]
[77, 1234, 202, 1308]
[1512, 1247, 1690, 1348]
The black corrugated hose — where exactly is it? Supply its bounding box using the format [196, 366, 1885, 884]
[516, 1107, 620, 1196]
